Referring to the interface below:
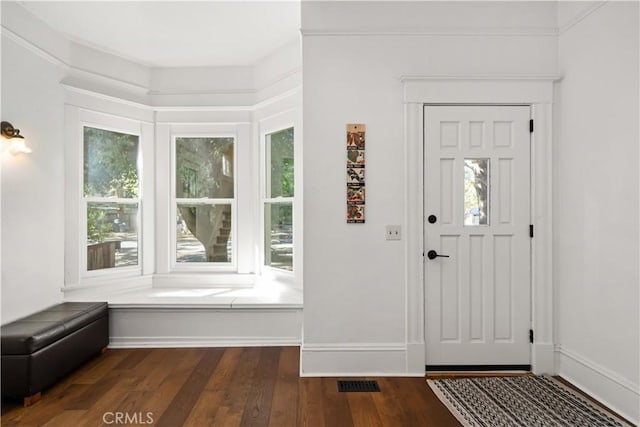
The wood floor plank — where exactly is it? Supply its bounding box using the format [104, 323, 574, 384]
[212, 347, 262, 427]
[63, 368, 124, 410]
[211, 406, 234, 427]
[132, 348, 176, 391]
[2, 383, 92, 426]
[346, 390, 383, 427]
[42, 409, 88, 427]
[389, 378, 423, 426]
[184, 347, 245, 426]
[77, 373, 139, 426]
[181, 390, 219, 427]
[205, 347, 245, 391]
[70, 349, 131, 385]
[268, 347, 300, 427]
[110, 390, 150, 417]
[155, 348, 224, 427]
[370, 378, 410, 426]
[114, 347, 152, 370]
[136, 348, 209, 423]
[239, 347, 280, 427]
[321, 377, 354, 427]
[408, 378, 461, 426]
[298, 378, 325, 427]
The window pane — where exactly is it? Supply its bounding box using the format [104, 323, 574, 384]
[176, 204, 232, 263]
[176, 137, 234, 199]
[84, 127, 139, 198]
[464, 158, 490, 226]
[87, 203, 138, 270]
[265, 202, 293, 271]
[266, 128, 294, 198]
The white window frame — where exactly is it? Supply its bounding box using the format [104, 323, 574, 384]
[259, 113, 295, 278]
[170, 132, 238, 273]
[82, 122, 142, 278]
[65, 107, 153, 288]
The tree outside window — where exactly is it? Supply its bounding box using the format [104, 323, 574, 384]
[83, 127, 140, 271]
[175, 137, 235, 263]
[264, 127, 294, 271]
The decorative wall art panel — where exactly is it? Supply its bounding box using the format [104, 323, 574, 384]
[346, 124, 365, 223]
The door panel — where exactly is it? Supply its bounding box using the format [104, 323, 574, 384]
[424, 105, 531, 366]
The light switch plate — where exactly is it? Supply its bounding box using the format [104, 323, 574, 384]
[386, 225, 401, 240]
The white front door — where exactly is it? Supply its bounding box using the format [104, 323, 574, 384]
[424, 105, 531, 368]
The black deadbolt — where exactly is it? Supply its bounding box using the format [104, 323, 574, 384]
[428, 215, 437, 224]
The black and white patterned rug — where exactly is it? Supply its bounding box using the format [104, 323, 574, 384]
[428, 375, 634, 427]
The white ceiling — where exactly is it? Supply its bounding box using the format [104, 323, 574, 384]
[18, 1, 301, 68]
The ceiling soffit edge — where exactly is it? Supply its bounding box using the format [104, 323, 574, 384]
[3, 23, 301, 106]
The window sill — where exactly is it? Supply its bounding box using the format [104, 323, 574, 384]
[63, 273, 302, 309]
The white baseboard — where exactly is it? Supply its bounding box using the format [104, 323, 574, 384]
[109, 307, 302, 349]
[300, 343, 423, 377]
[555, 345, 640, 424]
[109, 336, 300, 348]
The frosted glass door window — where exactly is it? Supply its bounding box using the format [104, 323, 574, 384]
[464, 158, 489, 225]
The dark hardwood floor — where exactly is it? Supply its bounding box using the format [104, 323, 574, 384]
[1, 347, 461, 426]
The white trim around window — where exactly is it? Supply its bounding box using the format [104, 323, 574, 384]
[65, 104, 298, 290]
[258, 110, 296, 279]
[155, 123, 254, 278]
[64, 106, 155, 288]
[170, 132, 238, 272]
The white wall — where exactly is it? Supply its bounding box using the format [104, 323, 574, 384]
[1, 35, 65, 323]
[301, 1, 558, 375]
[555, 2, 640, 422]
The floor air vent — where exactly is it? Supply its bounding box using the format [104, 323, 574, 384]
[337, 380, 381, 392]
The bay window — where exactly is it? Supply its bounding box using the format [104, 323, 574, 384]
[172, 136, 236, 269]
[263, 127, 294, 271]
[83, 126, 141, 273]
[66, 104, 298, 290]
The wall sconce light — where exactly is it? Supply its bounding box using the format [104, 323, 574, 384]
[1, 121, 32, 155]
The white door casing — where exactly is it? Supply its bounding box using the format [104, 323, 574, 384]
[424, 105, 531, 367]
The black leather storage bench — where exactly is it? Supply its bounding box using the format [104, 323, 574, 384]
[1, 302, 109, 406]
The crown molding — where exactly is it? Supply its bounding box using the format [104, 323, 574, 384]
[1, 25, 68, 69]
[399, 74, 563, 83]
[64, 68, 149, 95]
[4, 25, 150, 94]
[61, 84, 153, 110]
[559, 1, 608, 35]
[253, 87, 301, 111]
[257, 66, 303, 94]
[62, 82, 301, 113]
[5, 20, 301, 109]
[147, 88, 256, 96]
[301, 27, 558, 37]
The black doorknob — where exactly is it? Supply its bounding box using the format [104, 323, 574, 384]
[427, 250, 450, 260]
[428, 215, 437, 224]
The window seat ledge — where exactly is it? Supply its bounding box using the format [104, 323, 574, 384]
[84, 286, 303, 348]
[65, 285, 302, 310]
